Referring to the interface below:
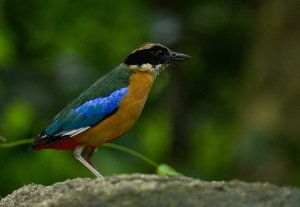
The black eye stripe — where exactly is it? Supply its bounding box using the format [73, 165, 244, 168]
[124, 46, 170, 65]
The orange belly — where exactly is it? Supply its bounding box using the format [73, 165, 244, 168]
[75, 71, 154, 147]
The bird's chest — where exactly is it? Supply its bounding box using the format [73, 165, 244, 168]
[112, 71, 154, 129]
[80, 71, 154, 146]
[120, 71, 154, 117]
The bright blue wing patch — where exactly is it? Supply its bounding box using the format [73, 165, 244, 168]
[44, 87, 128, 136]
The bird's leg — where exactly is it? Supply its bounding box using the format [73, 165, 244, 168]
[73, 145, 104, 179]
[83, 146, 96, 168]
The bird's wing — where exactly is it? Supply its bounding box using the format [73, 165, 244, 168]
[41, 87, 128, 138]
[36, 65, 131, 142]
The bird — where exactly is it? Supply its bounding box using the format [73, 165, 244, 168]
[31, 43, 190, 179]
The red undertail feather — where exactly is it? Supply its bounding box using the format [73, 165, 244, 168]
[32, 136, 81, 150]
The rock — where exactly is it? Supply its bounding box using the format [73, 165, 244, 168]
[1, 174, 300, 207]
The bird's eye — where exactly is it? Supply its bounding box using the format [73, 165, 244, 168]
[156, 50, 164, 57]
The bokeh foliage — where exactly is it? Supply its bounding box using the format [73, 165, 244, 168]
[1, 0, 300, 196]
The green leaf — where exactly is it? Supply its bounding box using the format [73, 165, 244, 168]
[156, 164, 182, 176]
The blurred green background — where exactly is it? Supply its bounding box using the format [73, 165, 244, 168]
[1, 0, 300, 196]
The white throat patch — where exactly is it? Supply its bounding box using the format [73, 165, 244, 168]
[128, 63, 167, 78]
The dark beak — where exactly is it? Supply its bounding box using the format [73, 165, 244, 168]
[170, 52, 191, 62]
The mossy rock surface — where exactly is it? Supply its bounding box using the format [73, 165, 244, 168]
[1, 174, 300, 207]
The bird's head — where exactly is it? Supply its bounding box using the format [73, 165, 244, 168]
[124, 43, 190, 77]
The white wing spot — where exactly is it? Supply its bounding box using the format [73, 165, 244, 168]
[58, 127, 90, 137]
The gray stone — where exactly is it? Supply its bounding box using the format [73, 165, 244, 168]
[1, 174, 300, 207]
